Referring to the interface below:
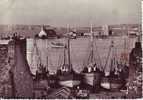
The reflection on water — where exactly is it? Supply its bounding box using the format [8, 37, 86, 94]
[27, 37, 137, 75]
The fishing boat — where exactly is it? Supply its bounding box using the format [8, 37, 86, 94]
[57, 68, 81, 88]
[30, 39, 42, 76]
[81, 24, 103, 89]
[101, 72, 124, 90]
[31, 38, 59, 88]
[56, 36, 80, 88]
[101, 41, 125, 90]
[30, 39, 49, 79]
[51, 41, 65, 48]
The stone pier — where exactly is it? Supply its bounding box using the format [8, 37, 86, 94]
[0, 39, 33, 98]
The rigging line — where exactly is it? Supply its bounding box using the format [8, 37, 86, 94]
[46, 43, 49, 70]
[83, 48, 89, 68]
[58, 47, 65, 69]
[57, 53, 61, 69]
[87, 43, 93, 65]
[85, 41, 90, 64]
[30, 47, 34, 65]
[123, 37, 129, 64]
[63, 45, 66, 65]
[59, 51, 64, 67]
[67, 37, 71, 69]
[31, 39, 42, 71]
[93, 39, 100, 64]
[110, 44, 116, 71]
[111, 56, 116, 72]
[35, 40, 42, 65]
[93, 43, 100, 68]
[31, 39, 37, 65]
[83, 36, 93, 67]
[87, 50, 92, 65]
[111, 42, 119, 72]
[46, 56, 48, 71]
[48, 51, 54, 67]
[87, 38, 94, 66]
[91, 42, 94, 63]
[57, 50, 60, 67]
[103, 43, 112, 71]
[114, 46, 120, 71]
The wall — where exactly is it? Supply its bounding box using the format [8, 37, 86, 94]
[0, 41, 14, 98]
[0, 39, 33, 98]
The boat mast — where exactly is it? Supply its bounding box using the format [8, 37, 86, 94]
[67, 24, 71, 70]
[46, 56, 48, 71]
[62, 24, 69, 66]
[67, 37, 71, 70]
[90, 23, 94, 63]
[63, 44, 66, 65]
[90, 23, 94, 42]
[123, 36, 128, 64]
[110, 41, 114, 72]
[103, 40, 114, 74]
[31, 39, 42, 72]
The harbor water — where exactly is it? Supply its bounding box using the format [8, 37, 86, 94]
[26, 36, 137, 75]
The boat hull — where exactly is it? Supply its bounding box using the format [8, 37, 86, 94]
[51, 45, 65, 48]
[82, 72, 101, 87]
[58, 73, 81, 88]
[83, 73, 95, 86]
[101, 77, 123, 90]
[51, 42, 65, 48]
[59, 80, 80, 88]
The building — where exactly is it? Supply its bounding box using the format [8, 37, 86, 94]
[35, 26, 58, 39]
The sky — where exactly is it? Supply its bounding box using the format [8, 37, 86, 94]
[0, 0, 141, 27]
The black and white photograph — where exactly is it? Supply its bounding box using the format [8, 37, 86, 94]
[0, 0, 142, 99]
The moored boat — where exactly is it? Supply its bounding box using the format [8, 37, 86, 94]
[101, 73, 124, 90]
[57, 67, 80, 87]
[82, 72, 95, 86]
[81, 24, 103, 90]
[51, 41, 65, 48]
[82, 64, 103, 87]
[101, 41, 126, 91]
[56, 36, 80, 88]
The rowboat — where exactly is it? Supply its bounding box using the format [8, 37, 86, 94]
[51, 41, 65, 48]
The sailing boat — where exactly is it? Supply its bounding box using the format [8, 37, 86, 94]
[56, 36, 80, 88]
[101, 41, 125, 90]
[30, 39, 42, 76]
[118, 36, 129, 80]
[31, 38, 48, 79]
[81, 24, 103, 89]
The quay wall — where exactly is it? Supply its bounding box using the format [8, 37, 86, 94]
[0, 40, 14, 98]
[0, 39, 33, 98]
